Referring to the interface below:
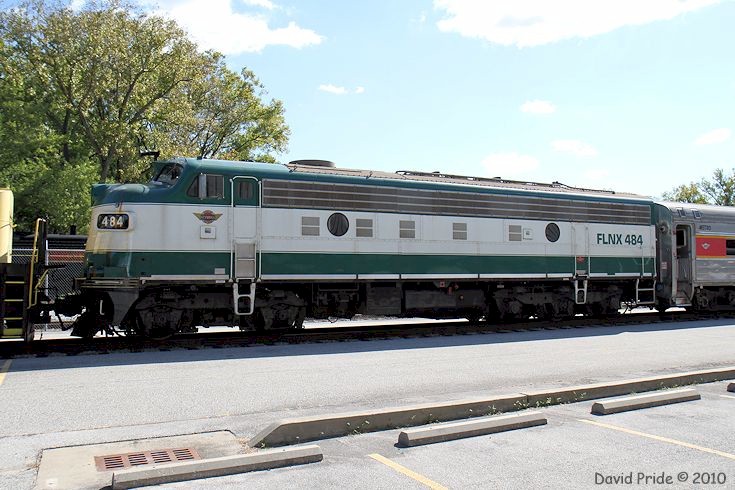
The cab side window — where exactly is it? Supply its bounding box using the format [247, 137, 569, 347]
[187, 174, 225, 199]
[236, 181, 254, 200]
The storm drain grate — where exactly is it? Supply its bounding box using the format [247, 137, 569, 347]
[94, 447, 200, 471]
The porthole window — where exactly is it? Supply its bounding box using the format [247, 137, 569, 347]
[545, 223, 560, 242]
[327, 213, 349, 237]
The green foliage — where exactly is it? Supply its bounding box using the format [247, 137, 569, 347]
[147, 63, 290, 162]
[0, 0, 290, 231]
[0, 159, 97, 234]
[663, 169, 735, 206]
[700, 169, 735, 206]
[661, 183, 709, 204]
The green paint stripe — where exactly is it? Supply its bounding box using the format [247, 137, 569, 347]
[261, 253, 654, 276]
[87, 251, 231, 278]
[87, 251, 654, 278]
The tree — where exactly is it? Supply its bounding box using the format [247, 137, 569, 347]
[663, 168, 735, 206]
[1, 0, 210, 181]
[661, 183, 708, 204]
[0, 0, 290, 231]
[700, 168, 735, 206]
[143, 61, 289, 162]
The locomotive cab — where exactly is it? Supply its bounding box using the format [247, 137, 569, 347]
[70, 158, 267, 338]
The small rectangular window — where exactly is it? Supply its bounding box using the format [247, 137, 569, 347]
[205, 174, 224, 198]
[399, 220, 415, 239]
[677, 208, 686, 218]
[237, 181, 254, 200]
[509, 224, 522, 242]
[356, 218, 373, 237]
[727, 240, 735, 256]
[301, 216, 320, 236]
[453, 222, 467, 240]
[187, 174, 224, 199]
[692, 210, 702, 219]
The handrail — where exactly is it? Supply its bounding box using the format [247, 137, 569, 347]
[28, 218, 46, 308]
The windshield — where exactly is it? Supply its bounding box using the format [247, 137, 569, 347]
[152, 164, 183, 186]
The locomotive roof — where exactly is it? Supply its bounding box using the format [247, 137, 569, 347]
[657, 200, 735, 219]
[173, 158, 650, 202]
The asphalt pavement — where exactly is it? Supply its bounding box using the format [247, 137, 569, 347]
[1, 317, 734, 489]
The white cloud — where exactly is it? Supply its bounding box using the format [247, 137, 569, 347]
[319, 84, 365, 95]
[69, 0, 86, 10]
[552, 139, 598, 157]
[319, 84, 348, 95]
[242, 0, 275, 9]
[694, 128, 731, 145]
[482, 152, 540, 177]
[154, 0, 322, 54]
[520, 100, 556, 114]
[434, 0, 720, 47]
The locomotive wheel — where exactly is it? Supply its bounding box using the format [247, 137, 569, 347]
[261, 303, 306, 330]
[245, 290, 307, 331]
[133, 309, 177, 340]
[238, 309, 266, 332]
[70, 311, 99, 340]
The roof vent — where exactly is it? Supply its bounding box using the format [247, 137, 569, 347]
[289, 159, 335, 168]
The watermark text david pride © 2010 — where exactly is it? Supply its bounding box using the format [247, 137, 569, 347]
[595, 471, 728, 485]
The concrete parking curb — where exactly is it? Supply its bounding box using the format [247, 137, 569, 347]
[110, 445, 322, 489]
[728, 383, 735, 392]
[249, 366, 735, 448]
[590, 388, 701, 415]
[523, 366, 735, 406]
[397, 411, 547, 447]
[248, 394, 527, 447]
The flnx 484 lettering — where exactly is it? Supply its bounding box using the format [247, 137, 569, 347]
[596, 233, 643, 246]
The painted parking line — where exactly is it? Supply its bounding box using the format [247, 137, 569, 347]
[0, 360, 11, 387]
[578, 419, 735, 461]
[368, 453, 448, 490]
[719, 395, 735, 400]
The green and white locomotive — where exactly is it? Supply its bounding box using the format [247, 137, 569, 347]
[62, 157, 660, 338]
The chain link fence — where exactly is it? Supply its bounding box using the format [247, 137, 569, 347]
[12, 248, 85, 300]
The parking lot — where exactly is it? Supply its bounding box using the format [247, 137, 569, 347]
[173, 382, 735, 489]
[2, 319, 734, 489]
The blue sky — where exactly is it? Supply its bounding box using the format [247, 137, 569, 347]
[112, 1, 735, 197]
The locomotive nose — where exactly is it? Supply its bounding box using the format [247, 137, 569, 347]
[91, 184, 113, 206]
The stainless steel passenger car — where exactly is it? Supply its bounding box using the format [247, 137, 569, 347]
[655, 202, 735, 309]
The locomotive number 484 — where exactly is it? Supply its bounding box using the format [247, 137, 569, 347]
[97, 214, 129, 230]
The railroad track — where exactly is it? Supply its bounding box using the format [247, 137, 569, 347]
[0, 310, 729, 358]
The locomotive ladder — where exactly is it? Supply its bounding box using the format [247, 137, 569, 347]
[0, 218, 47, 340]
[635, 278, 656, 305]
[233, 282, 256, 316]
[232, 241, 257, 316]
[574, 278, 588, 304]
[0, 263, 30, 340]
